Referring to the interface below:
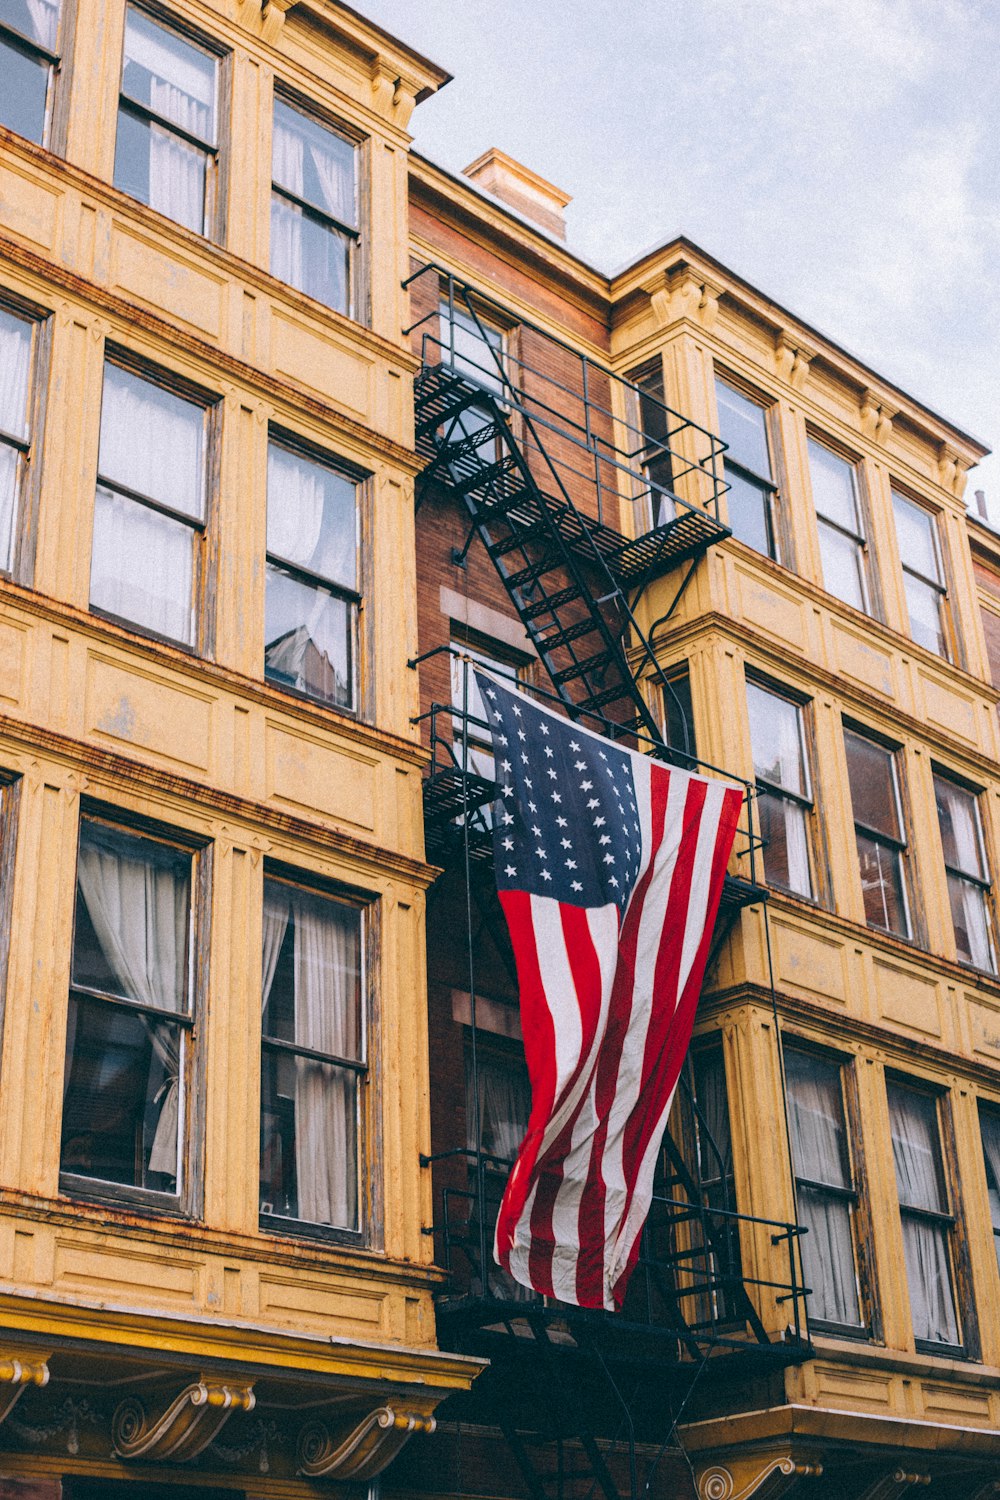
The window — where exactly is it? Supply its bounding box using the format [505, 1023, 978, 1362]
[714, 377, 777, 558]
[271, 96, 358, 316]
[843, 727, 911, 938]
[450, 639, 525, 782]
[893, 491, 951, 659]
[0, 304, 37, 577]
[808, 439, 870, 613]
[886, 1079, 961, 1349]
[114, 6, 219, 236]
[61, 817, 195, 1204]
[661, 665, 696, 762]
[464, 1046, 531, 1299]
[260, 875, 365, 1234]
[785, 1046, 863, 1330]
[629, 360, 675, 529]
[934, 773, 995, 972]
[441, 299, 505, 398]
[746, 680, 812, 898]
[978, 1107, 1000, 1276]
[265, 439, 359, 711]
[691, 1046, 742, 1321]
[0, 0, 61, 144]
[90, 361, 209, 648]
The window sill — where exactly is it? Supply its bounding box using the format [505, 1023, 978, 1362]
[809, 1332, 991, 1381]
[259, 1212, 365, 1251]
[58, 1173, 187, 1220]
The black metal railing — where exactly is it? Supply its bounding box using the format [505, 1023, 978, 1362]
[404, 262, 729, 533]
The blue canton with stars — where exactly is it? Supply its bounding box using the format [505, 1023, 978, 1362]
[475, 672, 644, 914]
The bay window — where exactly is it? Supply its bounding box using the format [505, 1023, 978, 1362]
[892, 490, 951, 658]
[265, 438, 359, 711]
[714, 376, 777, 559]
[843, 727, 911, 938]
[0, 304, 37, 578]
[271, 96, 358, 316]
[746, 680, 813, 898]
[934, 773, 995, 971]
[886, 1079, 961, 1349]
[785, 1046, 863, 1330]
[0, 0, 61, 144]
[260, 876, 366, 1235]
[114, 6, 219, 236]
[61, 817, 195, 1204]
[90, 360, 209, 648]
[808, 438, 870, 613]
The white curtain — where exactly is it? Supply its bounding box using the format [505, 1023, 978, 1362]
[786, 1054, 860, 1325]
[0, 312, 30, 572]
[124, 10, 214, 233]
[75, 833, 189, 1183]
[24, 0, 59, 49]
[980, 1112, 1000, 1274]
[266, 444, 325, 566]
[91, 485, 194, 643]
[888, 1087, 960, 1344]
[99, 364, 204, 518]
[465, 1055, 530, 1165]
[261, 887, 360, 1229]
[273, 102, 353, 222]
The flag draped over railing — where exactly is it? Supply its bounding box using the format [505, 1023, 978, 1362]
[476, 672, 743, 1311]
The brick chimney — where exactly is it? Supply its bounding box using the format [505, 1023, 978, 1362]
[462, 148, 571, 240]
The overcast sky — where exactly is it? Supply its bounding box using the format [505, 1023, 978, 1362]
[369, 0, 999, 505]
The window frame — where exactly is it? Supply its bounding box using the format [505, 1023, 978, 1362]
[264, 429, 365, 716]
[891, 487, 954, 662]
[745, 674, 816, 901]
[270, 87, 363, 321]
[258, 862, 374, 1247]
[625, 357, 676, 532]
[59, 805, 209, 1219]
[660, 662, 696, 764]
[713, 371, 781, 562]
[843, 723, 913, 941]
[977, 1102, 1000, 1278]
[932, 768, 996, 973]
[0, 0, 65, 148]
[89, 350, 216, 654]
[884, 1074, 970, 1357]
[782, 1039, 870, 1337]
[806, 433, 874, 616]
[0, 292, 48, 586]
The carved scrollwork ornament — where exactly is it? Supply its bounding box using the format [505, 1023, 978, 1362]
[297, 1404, 438, 1480]
[112, 1380, 255, 1463]
[697, 1455, 822, 1500]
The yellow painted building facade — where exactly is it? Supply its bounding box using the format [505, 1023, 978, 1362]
[0, 1, 998, 1497]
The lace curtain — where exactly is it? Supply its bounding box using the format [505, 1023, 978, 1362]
[75, 831, 189, 1183]
[262, 887, 360, 1229]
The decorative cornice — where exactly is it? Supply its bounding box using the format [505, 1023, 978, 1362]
[112, 1380, 256, 1462]
[297, 1401, 439, 1479]
[642, 266, 724, 332]
[860, 387, 898, 444]
[774, 331, 815, 392]
[370, 59, 422, 127]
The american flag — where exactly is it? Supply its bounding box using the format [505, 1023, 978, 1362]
[476, 671, 743, 1311]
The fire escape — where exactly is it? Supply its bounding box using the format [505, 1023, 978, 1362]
[403, 266, 810, 1500]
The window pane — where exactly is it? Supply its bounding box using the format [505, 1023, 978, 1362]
[61, 995, 183, 1192]
[0, 0, 60, 50]
[785, 1049, 851, 1187]
[893, 491, 941, 582]
[817, 519, 867, 612]
[72, 821, 191, 1013]
[442, 302, 505, 397]
[451, 641, 511, 777]
[979, 1110, 1000, 1273]
[0, 445, 19, 572]
[91, 485, 196, 644]
[900, 1215, 959, 1344]
[887, 1084, 948, 1214]
[856, 831, 909, 935]
[0, 34, 49, 142]
[662, 670, 695, 759]
[266, 444, 356, 589]
[0, 307, 31, 441]
[121, 7, 216, 142]
[265, 563, 355, 708]
[260, 880, 363, 1230]
[715, 380, 771, 478]
[270, 195, 351, 314]
[934, 776, 986, 879]
[844, 729, 902, 840]
[99, 364, 205, 519]
[808, 441, 861, 533]
[273, 98, 355, 224]
[114, 107, 210, 234]
[903, 572, 948, 657]
[758, 789, 811, 896]
[724, 466, 772, 555]
[466, 1052, 531, 1162]
[797, 1184, 860, 1326]
[746, 683, 807, 795]
[947, 873, 994, 971]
